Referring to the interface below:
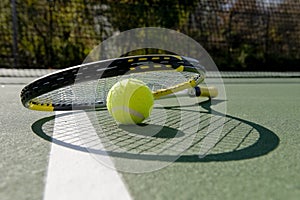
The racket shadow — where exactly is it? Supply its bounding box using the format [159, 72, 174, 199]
[31, 99, 279, 163]
[177, 99, 280, 162]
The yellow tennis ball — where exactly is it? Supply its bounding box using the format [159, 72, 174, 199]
[106, 78, 154, 125]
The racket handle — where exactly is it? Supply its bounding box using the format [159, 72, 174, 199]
[193, 86, 218, 98]
[155, 86, 218, 99]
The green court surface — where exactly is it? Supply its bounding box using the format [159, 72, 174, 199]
[1, 77, 300, 200]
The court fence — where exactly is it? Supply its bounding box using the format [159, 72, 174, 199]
[0, 0, 299, 70]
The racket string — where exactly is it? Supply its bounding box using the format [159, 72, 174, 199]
[32, 71, 198, 109]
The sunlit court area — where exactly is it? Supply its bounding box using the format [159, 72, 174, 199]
[1, 1, 299, 200]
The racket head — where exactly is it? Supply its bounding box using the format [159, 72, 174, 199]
[20, 54, 207, 111]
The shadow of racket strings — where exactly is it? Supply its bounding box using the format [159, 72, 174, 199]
[32, 99, 279, 162]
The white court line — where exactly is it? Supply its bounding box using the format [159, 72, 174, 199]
[43, 111, 132, 200]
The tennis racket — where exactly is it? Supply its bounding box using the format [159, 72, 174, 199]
[20, 55, 218, 111]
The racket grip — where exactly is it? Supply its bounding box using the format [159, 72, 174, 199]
[195, 86, 218, 98]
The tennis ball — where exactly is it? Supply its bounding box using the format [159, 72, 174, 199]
[106, 78, 154, 125]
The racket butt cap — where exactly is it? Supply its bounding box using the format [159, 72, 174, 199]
[198, 86, 218, 98]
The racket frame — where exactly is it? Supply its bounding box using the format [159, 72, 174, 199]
[20, 55, 216, 111]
